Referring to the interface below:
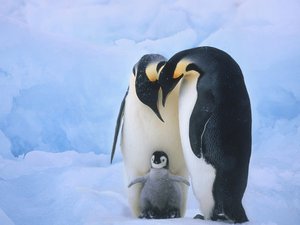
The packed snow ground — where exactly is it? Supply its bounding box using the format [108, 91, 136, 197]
[0, 150, 299, 225]
[0, 0, 300, 225]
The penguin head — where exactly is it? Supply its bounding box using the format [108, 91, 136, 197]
[133, 54, 167, 122]
[159, 52, 201, 106]
[151, 151, 169, 169]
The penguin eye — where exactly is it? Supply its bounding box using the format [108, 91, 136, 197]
[151, 156, 155, 162]
[160, 156, 167, 163]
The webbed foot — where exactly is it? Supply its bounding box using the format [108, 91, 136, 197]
[168, 209, 180, 218]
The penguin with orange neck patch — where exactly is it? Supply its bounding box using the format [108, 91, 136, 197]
[159, 46, 251, 223]
[111, 54, 189, 217]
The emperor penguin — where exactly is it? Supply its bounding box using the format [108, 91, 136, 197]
[111, 54, 188, 217]
[128, 151, 190, 219]
[158, 46, 251, 223]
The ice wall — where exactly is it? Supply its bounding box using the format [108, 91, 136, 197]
[0, 0, 299, 157]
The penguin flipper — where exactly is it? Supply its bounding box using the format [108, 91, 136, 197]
[189, 88, 215, 158]
[169, 174, 190, 186]
[128, 175, 148, 188]
[110, 88, 128, 163]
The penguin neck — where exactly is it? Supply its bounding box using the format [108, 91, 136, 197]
[178, 72, 199, 158]
[129, 74, 137, 96]
[150, 167, 168, 178]
[185, 71, 199, 81]
[158, 80, 180, 124]
[178, 72, 200, 102]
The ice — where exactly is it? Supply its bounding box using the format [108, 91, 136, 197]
[0, 0, 300, 224]
[0, 150, 299, 225]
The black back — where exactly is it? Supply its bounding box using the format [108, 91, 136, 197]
[161, 47, 251, 168]
[160, 46, 251, 222]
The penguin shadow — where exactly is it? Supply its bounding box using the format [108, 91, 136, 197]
[128, 151, 190, 219]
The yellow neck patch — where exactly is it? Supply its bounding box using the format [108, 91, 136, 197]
[173, 58, 200, 78]
[173, 59, 191, 79]
[145, 63, 159, 82]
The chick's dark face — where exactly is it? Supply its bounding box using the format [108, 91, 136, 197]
[151, 151, 169, 169]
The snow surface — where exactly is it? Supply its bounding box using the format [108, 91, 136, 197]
[0, 0, 299, 224]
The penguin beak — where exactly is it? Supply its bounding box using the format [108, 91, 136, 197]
[160, 74, 183, 107]
[161, 87, 168, 107]
[143, 82, 164, 122]
[135, 78, 164, 122]
[141, 96, 164, 123]
[151, 104, 164, 122]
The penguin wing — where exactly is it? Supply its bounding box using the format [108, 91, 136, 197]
[110, 88, 128, 163]
[169, 174, 190, 186]
[128, 174, 149, 188]
[189, 88, 215, 158]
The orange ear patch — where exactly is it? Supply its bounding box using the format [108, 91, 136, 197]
[145, 63, 159, 82]
[173, 59, 192, 79]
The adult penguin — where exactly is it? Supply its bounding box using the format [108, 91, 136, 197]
[111, 54, 188, 217]
[158, 46, 251, 223]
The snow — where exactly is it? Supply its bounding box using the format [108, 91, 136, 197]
[0, 0, 299, 224]
[0, 151, 299, 225]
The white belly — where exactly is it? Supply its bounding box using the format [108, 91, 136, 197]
[178, 75, 216, 219]
[121, 75, 188, 216]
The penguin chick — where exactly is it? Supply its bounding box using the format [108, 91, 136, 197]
[128, 151, 190, 219]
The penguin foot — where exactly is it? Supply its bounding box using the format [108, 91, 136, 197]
[138, 211, 147, 219]
[211, 214, 231, 222]
[139, 210, 155, 219]
[216, 214, 228, 221]
[168, 209, 180, 218]
[194, 214, 204, 220]
[145, 210, 156, 219]
[140, 208, 181, 219]
[224, 202, 249, 223]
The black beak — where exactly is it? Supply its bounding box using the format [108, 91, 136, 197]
[160, 74, 183, 107]
[162, 87, 168, 107]
[135, 78, 164, 122]
[151, 104, 164, 122]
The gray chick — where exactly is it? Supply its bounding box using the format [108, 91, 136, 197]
[128, 151, 190, 219]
